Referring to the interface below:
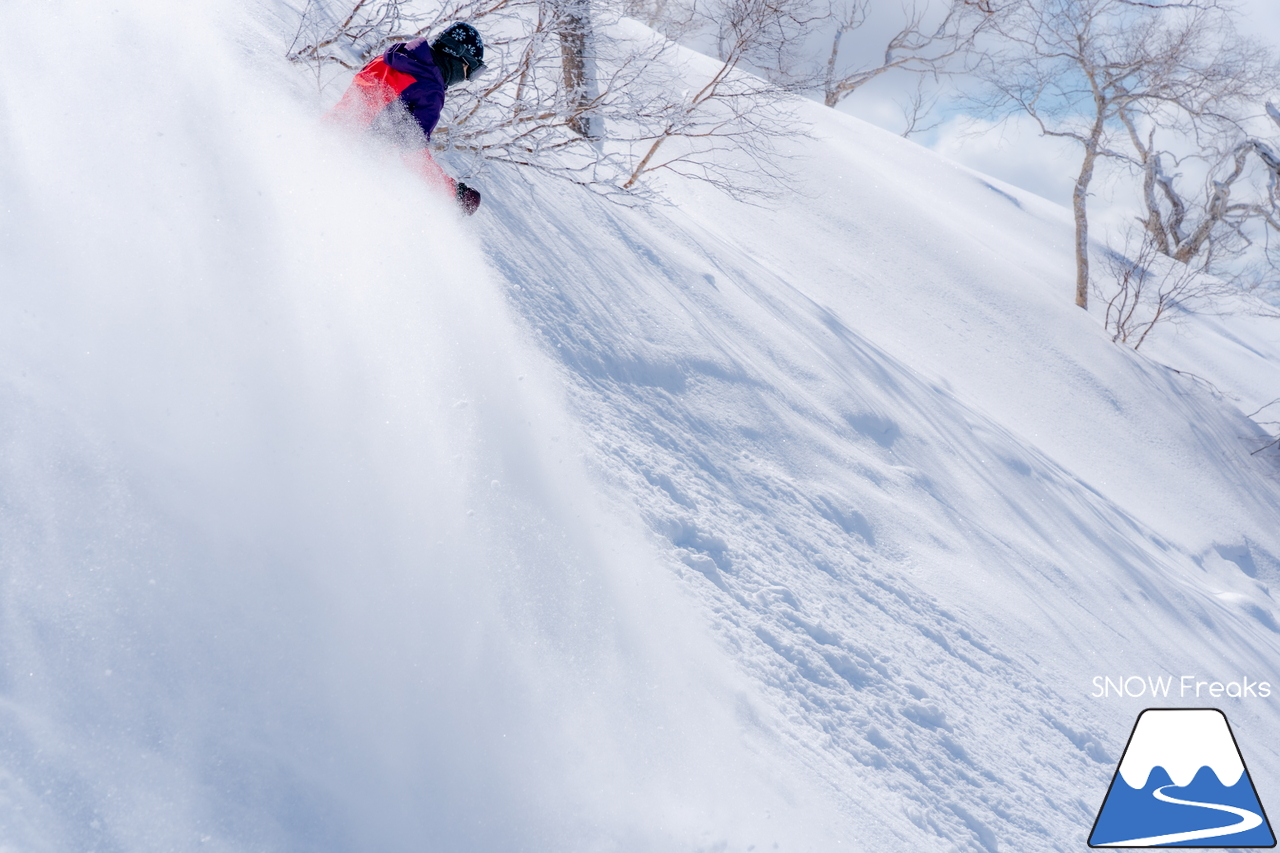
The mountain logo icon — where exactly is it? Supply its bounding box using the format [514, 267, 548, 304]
[1089, 708, 1276, 847]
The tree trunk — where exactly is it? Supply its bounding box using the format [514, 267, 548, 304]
[1073, 145, 1098, 309]
[560, 0, 601, 139]
[823, 27, 844, 108]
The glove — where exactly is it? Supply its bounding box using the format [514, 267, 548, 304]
[456, 182, 482, 216]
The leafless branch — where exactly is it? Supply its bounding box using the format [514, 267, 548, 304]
[1096, 225, 1234, 349]
[975, 0, 1279, 308]
[288, 0, 805, 200]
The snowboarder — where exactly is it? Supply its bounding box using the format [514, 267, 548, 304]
[326, 22, 486, 215]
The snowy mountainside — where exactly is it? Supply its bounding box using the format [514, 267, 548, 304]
[475, 67, 1280, 850]
[1, 4, 830, 851]
[1, 1, 1279, 851]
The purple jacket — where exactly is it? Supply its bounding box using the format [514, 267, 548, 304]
[380, 38, 447, 140]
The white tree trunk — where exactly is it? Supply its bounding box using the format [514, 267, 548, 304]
[1073, 145, 1098, 309]
[560, 0, 602, 139]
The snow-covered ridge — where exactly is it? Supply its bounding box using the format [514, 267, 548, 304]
[1118, 709, 1245, 789]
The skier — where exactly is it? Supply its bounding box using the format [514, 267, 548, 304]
[327, 22, 486, 215]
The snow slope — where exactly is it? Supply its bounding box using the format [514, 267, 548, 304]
[3, 1, 1280, 851]
[475, 40, 1280, 853]
[475, 91, 1280, 849]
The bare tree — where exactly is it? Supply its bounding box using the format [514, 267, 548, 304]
[287, 0, 804, 199]
[287, 0, 433, 70]
[1121, 102, 1280, 288]
[896, 76, 943, 137]
[620, 0, 810, 190]
[1096, 227, 1232, 349]
[818, 0, 993, 109]
[558, 0, 602, 137]
[1248, 399, 1280, 457]
[976, 0, 1276, 308]
[629, 0, 992, 133]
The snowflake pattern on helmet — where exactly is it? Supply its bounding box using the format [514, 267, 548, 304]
[432, 23, 484, 72]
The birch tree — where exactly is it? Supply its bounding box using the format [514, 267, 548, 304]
[977, 0, 1275, 308]
[558, 0, 603, 137]
[817, 0, 993, 109]
[1121, 102, 1280, 288]
[287, 0, 802, 199]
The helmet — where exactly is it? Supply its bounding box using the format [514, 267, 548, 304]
[431, 23, 485, 79]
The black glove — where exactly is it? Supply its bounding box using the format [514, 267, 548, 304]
[456, 182, 481, 216]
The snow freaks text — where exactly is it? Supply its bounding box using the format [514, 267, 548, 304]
[1092, 676, 1273, 699]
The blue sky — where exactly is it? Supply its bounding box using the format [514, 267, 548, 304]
[833, 0, 1280, 212]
